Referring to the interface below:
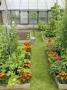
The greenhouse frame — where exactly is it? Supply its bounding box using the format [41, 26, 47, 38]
[0, 0, 65, 27]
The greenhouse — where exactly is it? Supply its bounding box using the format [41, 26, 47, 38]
[0, 0, 67, 90]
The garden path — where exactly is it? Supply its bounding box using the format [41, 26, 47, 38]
[30, 32, 58, 90]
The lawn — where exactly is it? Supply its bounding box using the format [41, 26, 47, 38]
[30, 32, 58, 90]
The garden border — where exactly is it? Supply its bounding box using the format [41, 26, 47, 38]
[54, 76, 67, 90]
[0, 83, 30, 90]
[41, 31, 67, 90]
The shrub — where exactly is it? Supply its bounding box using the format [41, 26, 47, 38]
[38, 22, 48, 31]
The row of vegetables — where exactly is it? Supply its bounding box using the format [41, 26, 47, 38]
[0, 41, 32, 86]
[46, 38, 67, 84]
[19, 41, 32, 83]
[0, 25, 32, 87]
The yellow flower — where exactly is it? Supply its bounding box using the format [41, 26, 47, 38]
[66, 76, 67, 80]
[60, 76, 64, 80]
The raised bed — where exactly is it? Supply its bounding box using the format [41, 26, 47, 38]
[41, 31, 67, 90]
[54, 76, 67, 90]
[0, 83, 30, 90]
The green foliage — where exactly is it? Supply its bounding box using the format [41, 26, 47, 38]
[49, 3, 62, 31]
[30, 12, 37, 17]
[8, 24, 18, 55]
[49, 50, 67, 75]
[38, 22, 48, 31]
[45, 29, 55, 37]
[48, 2, 67, 76]
[54, 20, 63, 48]
[62, 4, 67, 49]
[39, 3, 63, 38]
[49, 59, 67, 74]
[48, 3, 62, 38]
[0, 24, 24, 83]
[48, 3, 64, 49]
[49, 61, 62, 74]
[0, 24, 19, 64]
[8, 73, 20, 87]
[0, 24, 32, 86]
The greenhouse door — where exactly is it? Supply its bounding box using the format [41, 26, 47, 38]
[0, 11, 3, 24]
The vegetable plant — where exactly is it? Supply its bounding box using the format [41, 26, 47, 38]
[38, 22, 48, 31]
[0, 23, 32, 86]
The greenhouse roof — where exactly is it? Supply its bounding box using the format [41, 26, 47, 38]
[0, 0, 65, 10]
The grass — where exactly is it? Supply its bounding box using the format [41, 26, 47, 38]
[30, 32, 59, 90]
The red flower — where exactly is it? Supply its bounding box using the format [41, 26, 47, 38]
[55, 56, 61, 61]
[27, 73, 32, 78]
[21, 78, 26, 82]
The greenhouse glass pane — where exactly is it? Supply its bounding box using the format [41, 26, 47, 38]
[20, 0, 28, 10]
[7, 11, 11, 24]
[6, 0, 19, 9]
[29, 0, 37, 9]
[29, 11, 37, 24]
[48, 11, 52, 22]
[38, 0, 48, 10]
[8, 11, 20, 24]
[39, 11, 47, 23]
[12, 11, 20, 24]
[20, 11, 28, 24]
[5, 0, 65, 10]
[0, 11, 3, 24]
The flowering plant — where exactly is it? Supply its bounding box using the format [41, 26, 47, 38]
[23, 60, 31, 68]
[56, 71, 67, 84]
[19, 69, 32, 83]
[24, 41, 31, 52]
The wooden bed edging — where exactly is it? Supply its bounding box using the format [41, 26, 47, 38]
[54, 76, 67, 90]
[0, 83, 30, 90]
